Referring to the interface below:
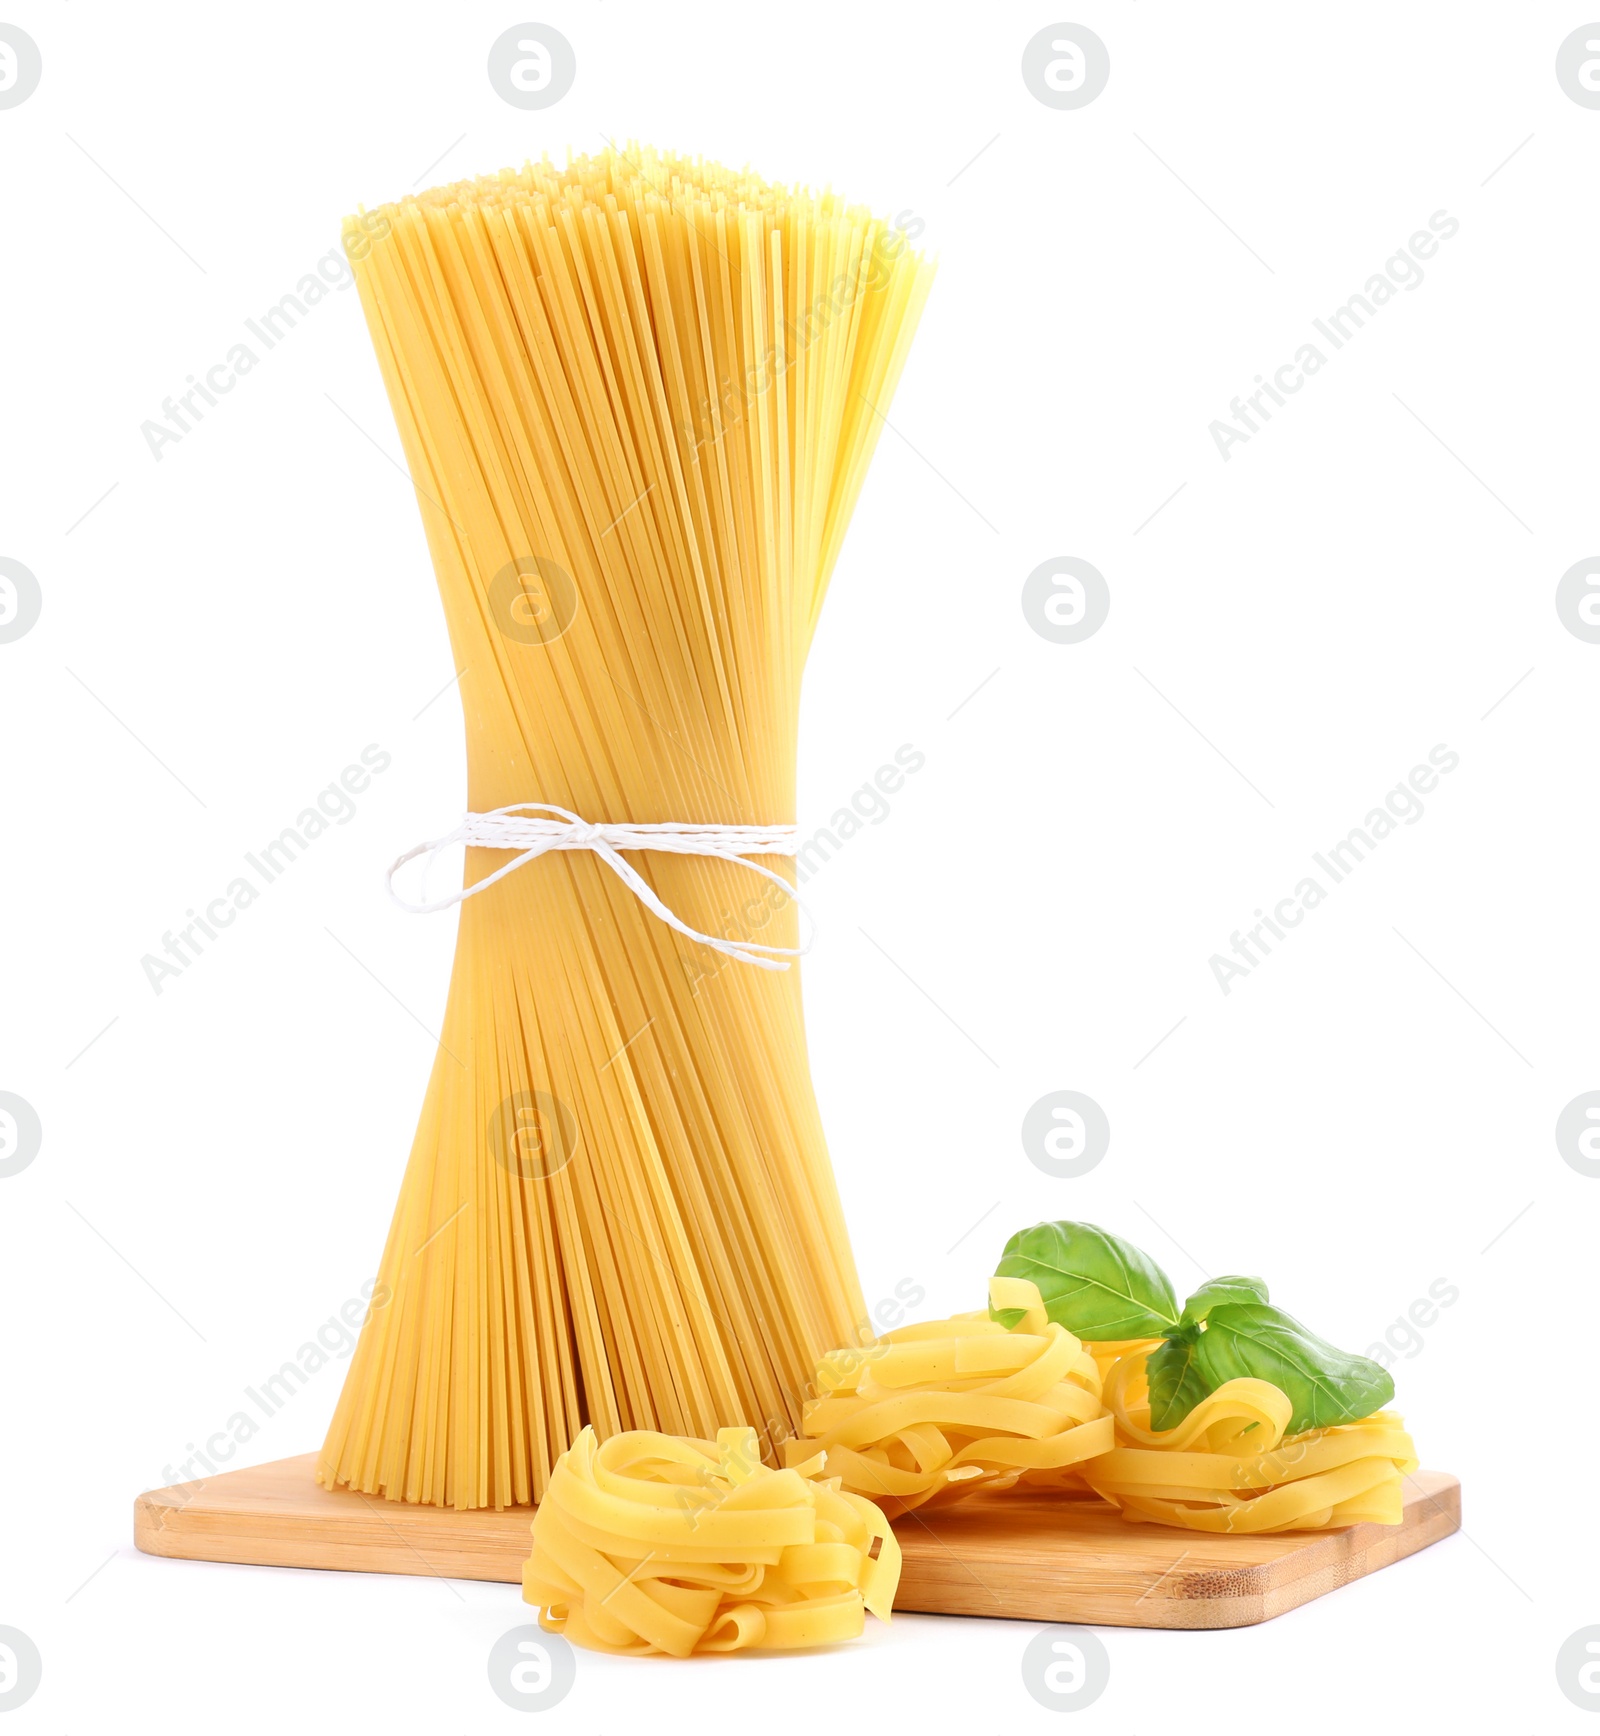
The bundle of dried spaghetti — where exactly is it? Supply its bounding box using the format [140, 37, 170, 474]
[522, 1426, 898, 1655]
[318, 149, 933, 1508]
[1080, 1346, 1419, 1533]
[785, 1279, 1111, 1516]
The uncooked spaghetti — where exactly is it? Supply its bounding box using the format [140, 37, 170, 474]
[318, 147, 933, 1509]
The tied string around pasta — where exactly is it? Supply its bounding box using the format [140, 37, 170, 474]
[784, 1278, 1112, 1517]
[387, 803, 812, 971]
[1080, 1345, 1419, 1533]
[523, 1426, 899, 1655]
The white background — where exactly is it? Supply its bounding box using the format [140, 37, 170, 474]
[2, 0, 1594, 1727]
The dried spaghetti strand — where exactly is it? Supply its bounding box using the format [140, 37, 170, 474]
[319, 149, 933, 1508]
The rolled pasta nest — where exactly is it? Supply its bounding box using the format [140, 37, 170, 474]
[523, 1426, 899, 1655]
[1080, 1341, 1420, 1533]
[782, 1278, 1112, 1516]
[524, 1286, 1425, 1656]
[789, 1279, 1418, 1535]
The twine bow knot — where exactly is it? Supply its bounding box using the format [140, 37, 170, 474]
[386, 802, 810, 971]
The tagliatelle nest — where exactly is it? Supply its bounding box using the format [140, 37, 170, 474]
[1077, 1347, 1419, 1533]
[522, 1426, 899, 1655]
[792, 1279, 1420, 1536]
[784, 1279, 1112, 1517]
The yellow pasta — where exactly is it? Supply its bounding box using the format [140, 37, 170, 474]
[791, 1279, 1418, 1534]
[1081, 1343, 1419, 1533]
[316, 149, 934, 1508]
[523, 1425, 899, 1654]
[785, 1278, 1112, 1516]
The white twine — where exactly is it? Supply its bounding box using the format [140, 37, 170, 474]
[386, 802, 809, 972]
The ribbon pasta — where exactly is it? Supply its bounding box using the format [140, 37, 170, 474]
[1080, 1343, 1419, 1533]
[522, 1426, 899, 1655]
[791, 1281, 1418, 1535]
[784, 1278, 1112, 1516]
[526, 1286, 1424, 1656]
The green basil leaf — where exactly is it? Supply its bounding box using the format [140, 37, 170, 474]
[991, 1221, 1179, 1339]
[1193, 1302, 1394, 1434]
[1146, 1335, 1209, 1431]
[1179, 1274, 1269, 1331]
[990, 1306, 1028, 1331]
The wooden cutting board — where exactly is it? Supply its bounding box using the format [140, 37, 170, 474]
[133, 1455, 1458, 1629]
